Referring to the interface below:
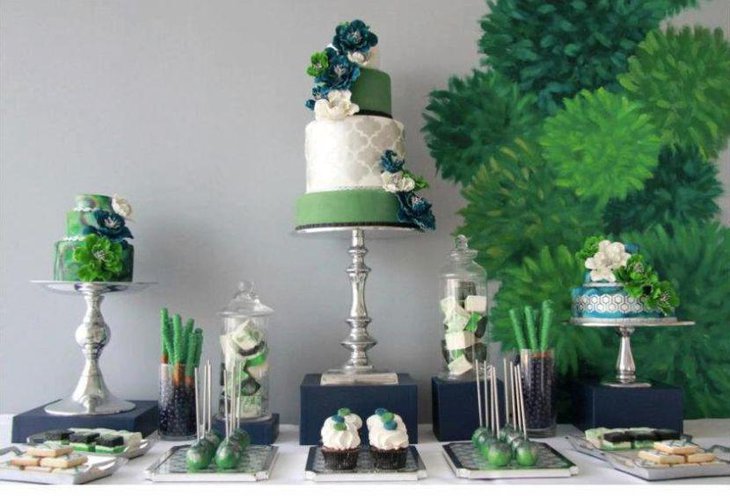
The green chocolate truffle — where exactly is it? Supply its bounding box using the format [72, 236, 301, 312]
[471, 427, 491, 447]
[229, 429, 250, 451]
[186, 440, 215, 471]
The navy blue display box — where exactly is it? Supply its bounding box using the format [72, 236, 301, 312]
[574, 381, 684, 433]
[12, 400, 159, 443]
[432, 376, 505, 441]
[212, 413, 280, 445]
[299, 373, 418, 445]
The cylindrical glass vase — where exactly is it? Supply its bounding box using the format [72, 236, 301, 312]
[519, 349, 557, 437]
[158, 363, 196, 440]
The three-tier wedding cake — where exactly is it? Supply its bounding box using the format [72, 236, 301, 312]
[295, 20, 435, 231]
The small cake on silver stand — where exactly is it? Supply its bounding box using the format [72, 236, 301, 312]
[32, 280, 155, 415]
[570, 318, 694, 388]
[295, 225, 418, 385]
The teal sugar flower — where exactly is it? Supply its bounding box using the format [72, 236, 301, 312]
[332, 19, 378, 55]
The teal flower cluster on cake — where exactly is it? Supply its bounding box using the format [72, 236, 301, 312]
[53, 194, 134, 282]
[571, 237, 678, 322]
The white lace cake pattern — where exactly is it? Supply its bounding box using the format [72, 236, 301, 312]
[305, 116, 405, 192]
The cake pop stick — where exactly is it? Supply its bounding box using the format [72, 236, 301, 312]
[482, 360, 489, 432]
[517, 364, 527, 437]
[194, 367, 201, 439]
[503, 357, 511, 426]
[492, 366, 500, 438]
[206, 360, 212, 433]
[511, 362, 518, 430]
[475, 350, 483, 428]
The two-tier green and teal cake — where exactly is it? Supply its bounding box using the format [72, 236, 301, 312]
[571, 237, 679, 324]
[54, 194, 134, 282]
[296, 20, 435, 231]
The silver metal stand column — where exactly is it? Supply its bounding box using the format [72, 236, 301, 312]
[44, 283, 136, 415]
[341, 228, 376, 372]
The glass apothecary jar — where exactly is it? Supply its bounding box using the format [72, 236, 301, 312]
[218, 281, 273, 422]
[439, 235, 488, 380]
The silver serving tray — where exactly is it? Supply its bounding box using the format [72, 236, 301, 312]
[145, 444, 278, 482]
[605, 447, 730, 481]
[27, 432, 156, 460]
[0, 446, 126, 484]
[305, 445, 427, 481]
[443, 441, 579, 479]
[566, 434, 692, 462]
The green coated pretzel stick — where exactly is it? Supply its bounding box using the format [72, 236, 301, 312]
[524, 306, 539, 350]
[509, 308, 528, 350]
[192, 329, 204, 369]
[184, 331, 198, 378]
[540, 300, 554, 351]
[160, 308, 172, 363]
[172, 314, 183, 365]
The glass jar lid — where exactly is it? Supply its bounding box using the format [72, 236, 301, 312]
[449, 235, 478, 262]
[220, 281, 273, 317]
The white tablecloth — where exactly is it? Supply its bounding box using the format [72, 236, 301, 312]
[1, 417, 729, 484]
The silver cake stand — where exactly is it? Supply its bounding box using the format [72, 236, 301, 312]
[32, 281, 155, 415]
[570, 318, 694, 388]
[295, 225, 419, 385]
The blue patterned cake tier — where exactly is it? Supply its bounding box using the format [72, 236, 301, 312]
[571, 283, 676, 324]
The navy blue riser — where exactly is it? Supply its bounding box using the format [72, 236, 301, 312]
[12, 400, 159, 443]
[573, 382, 684, 433]
[300, 373, 418, 445]
[212, 413, 280, 445]
[432, 376, 506, 441]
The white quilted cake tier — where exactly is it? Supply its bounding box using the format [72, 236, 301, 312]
[305, 115, 405, 192]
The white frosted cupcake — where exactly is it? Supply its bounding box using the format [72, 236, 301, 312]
[367, 410, 408, 469]
[323, 407, 362, 431]
[366, 407, 405, 431]
[320, 413, 361, 470]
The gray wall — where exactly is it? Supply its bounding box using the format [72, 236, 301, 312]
[1, 0, 728, 423]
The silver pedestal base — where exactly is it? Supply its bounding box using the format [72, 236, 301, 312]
[320, 369, 399, 385]
[571, 318, 694, 388]
[45, 395, 136, 416]
[296, 226, 417, 382]
[32, 281, 154, 416]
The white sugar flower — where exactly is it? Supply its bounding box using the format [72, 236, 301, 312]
[585, 240, 631, 282]
[313, 90, 359, 121]
[381, 171, 416, 193]
[111, 194, 133, 220]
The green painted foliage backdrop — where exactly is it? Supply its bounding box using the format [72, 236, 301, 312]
[423, 0, 730, 418]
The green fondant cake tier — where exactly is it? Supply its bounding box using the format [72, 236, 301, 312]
[75, 194, 112, 211]
[54, 239, 134, 282]
[66, 194, 114, 237]
[351, 67, 391, 116]
[295, 189, 413, 228]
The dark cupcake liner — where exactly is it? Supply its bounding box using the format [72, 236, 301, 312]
[369, 446, 408, 470]
[321, 446, 360, 470]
